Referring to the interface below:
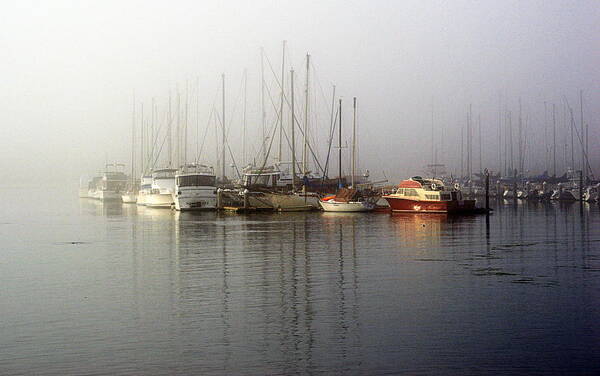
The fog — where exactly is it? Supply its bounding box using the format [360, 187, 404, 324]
[2, 0, 599, 185]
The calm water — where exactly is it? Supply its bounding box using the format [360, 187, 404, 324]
[1, 186, 599, 375]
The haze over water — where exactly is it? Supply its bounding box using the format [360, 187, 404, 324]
[1, 186, 599, 375]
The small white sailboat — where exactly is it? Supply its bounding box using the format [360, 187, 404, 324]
[320, 97, 375, 212]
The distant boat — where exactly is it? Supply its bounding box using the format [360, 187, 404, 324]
[383, 176, 476, 213]
[91, 163, 128, 201]
[174, 164, 217, 211]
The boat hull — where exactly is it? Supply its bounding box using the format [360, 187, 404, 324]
[174, 187, 217, 211]
[319, 200, 374, 212]
[145, 193, 174, 208]
[265, 192, 320, 211]
[121, 193, 138, 204]
[383, 196, 476, 213]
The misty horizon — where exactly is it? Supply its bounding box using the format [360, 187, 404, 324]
[2, 0, 599, 186]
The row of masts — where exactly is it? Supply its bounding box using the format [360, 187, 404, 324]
[126, 42, 362, 189]
[448, 90, 593, 184]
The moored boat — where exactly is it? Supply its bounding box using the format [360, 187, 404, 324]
[174, 164, 217, 211]
[382, 176, 476, 213]
[145, 168, 177, 208]
[319, 188, 375, 212]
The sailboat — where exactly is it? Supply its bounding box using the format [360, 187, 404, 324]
[122, 96, 138, 203]
[320, 97, 375, 212]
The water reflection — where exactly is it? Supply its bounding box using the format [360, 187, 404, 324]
[10, 193, 597, 374]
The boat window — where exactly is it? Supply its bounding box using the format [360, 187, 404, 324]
[178, 175, 216, 187]
[396, 188, 404, 195]
[425, 194, 439, 200]
[404, 189, 418, 197]
[440, 193, 452, 201]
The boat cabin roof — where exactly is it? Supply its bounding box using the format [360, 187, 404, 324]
[398, 176, 445, 189]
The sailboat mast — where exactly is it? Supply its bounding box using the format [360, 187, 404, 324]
[168, 91, 172, 167]
[260, 48, 266, 162]
[278, 41, 286, 162]
[131, 92, 135, 185]
[151, 97, 155, 170]
[338, 98, 342, 188]
[140, 102, 144, 175]
[222, 73, 226, 180]
[351, 97, 356, 188]
[580, 90, 584, 180]
[184, 79, 189, 167]
[291, 69, 296, 191]
[478, 114, 482, 175]
[552, 103, 556, 177]
[303, 53, 310, 176]
[243, 69, 247, 167]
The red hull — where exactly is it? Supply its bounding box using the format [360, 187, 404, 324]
[383, 196, 476, 213]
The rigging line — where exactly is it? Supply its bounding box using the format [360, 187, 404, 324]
[309, 60, 334, 122]
[195, 88, 220, 164]
[563, 96, 590, 170]
[196, 106, 215, 165]
[323, 106, 340, 179]
[148, 106, 168, 169]
[214, 108, 241, 179]
[283, 67, 326, 175]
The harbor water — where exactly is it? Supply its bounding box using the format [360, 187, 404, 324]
[1, 186, 599, 375]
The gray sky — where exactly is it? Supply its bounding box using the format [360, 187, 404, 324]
[2, 0, 599, 184]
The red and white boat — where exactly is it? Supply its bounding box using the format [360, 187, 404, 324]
[382, 176, 476, 213]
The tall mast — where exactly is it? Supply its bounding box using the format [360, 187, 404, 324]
[570, 107, 574, 172]
[176, 87, 180, 168]
[184, 79, 189, 167]
[517, 98, 523, 174]
[260, 48, 266, 162]
[150, 97, 154, 170]
[509, 112, 514, 175]
[351, 97, 357, 188]
[303, 53, 310, 176]
[278, 40, 286, 162]
[243, 68, 247, 166]
[168, 91, 172, 167]
[478, 114, 482, 175]
[131, 92, 135, 184]
[580, 90, 584, 180]
[460, 123, 464, 179]
[196, 77, 199, 164]
[222, 73, 226, 180]
[140, 102, 144, 175]
[290, 69, 296, 191]
[338, 98, 342, 188]
[552, 103, 556, 177]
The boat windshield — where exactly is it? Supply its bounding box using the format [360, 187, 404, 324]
[178, 175, 216, 187]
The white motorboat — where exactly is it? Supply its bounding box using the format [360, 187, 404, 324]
[136, 175, 153, 206]
[91, 163, 128, 201]
[145, 168, 177, 208]
[174, 164, 217, 211]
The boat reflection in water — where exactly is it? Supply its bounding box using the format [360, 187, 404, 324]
[389, 213, 446, 249]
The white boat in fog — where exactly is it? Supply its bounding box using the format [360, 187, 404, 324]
[136, 175, 153, 206]
[91, 164, 128, 201]
[145, 168, 176, 208]
[174, 164, 217, 211]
